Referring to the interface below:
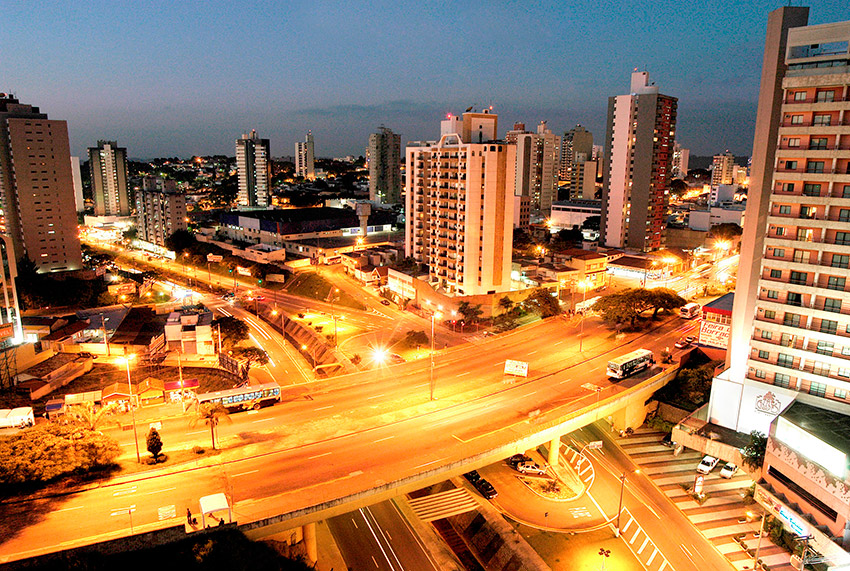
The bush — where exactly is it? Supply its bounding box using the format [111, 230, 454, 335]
[192, 445, 206, 455]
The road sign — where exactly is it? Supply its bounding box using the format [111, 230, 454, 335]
[207, 254, 223, 263]
[586, 440, 603, 450]
[236, 266, 252, 276]
[0, 322, 14, 341]
[504, 359, 528, 377]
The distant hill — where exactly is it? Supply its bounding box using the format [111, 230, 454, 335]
[688, 155, 749, 170]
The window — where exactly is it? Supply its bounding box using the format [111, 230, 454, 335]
[764, 310, 776, 320]
[816, 91, 835, 103]
[778, 205, 792, 214]
[821, 319, 838, 334]
[793, 91, 807, 101]
[813, 114, 831, 126]
[826, 276, 847, 291]
[803, 183, 821, 196]
[835, 233, 850, 246]
[779, 333, 795, 347]
[767, 290, 779, 299]
[843, 185, 850, 199]
[774, 248, 785, 257]
[823, 298, 842, 313]
[810, 382, 827, 397]
[758, 349, 770, 360]
[790, 271, 808, 285]
[777, 353, 794, 367]
[788, 137, 801, 147]
[783, 313, 801, 327]
[781, 182, 794, 192]
[835, 388, 847, 399]
[839, 209, 850, 222]
[776, 227, 786, 237]
[816, 340, 834, 355]
[838, 368, 850, 379]
[812, 362, 831, 377]
[810, 138, 828, 150]
[796, 228, 811, 241]
[770, 269, 782, 278]
[755, 369, 766, 379]
[800, 206, 815, 219]
[806, 161, 825, 173]
[787, 292, 803, 306]
[793, 250, 810, 264]
[790, 115, 804, 124]
[785, 160, 798, 170]
[774, 373, 791, 388]
[832, 254, 850, 269]
[760, 330, 773, 340]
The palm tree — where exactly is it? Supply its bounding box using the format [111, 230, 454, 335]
[189, 403, 232, 450]
[498, 296, 514, 315]
[66, 401, 121, 431]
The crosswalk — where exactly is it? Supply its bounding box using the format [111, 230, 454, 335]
[618, 506, 673, 571]
[407, 488, 480, 522]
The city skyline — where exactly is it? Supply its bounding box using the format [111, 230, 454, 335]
[4, 1, 848, 159]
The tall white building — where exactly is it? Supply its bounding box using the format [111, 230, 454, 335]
[295, 131, 315, 180]
[671, 143, 690, 179]
[135, 177, 187, 247]
[70, 156, 84, 213]
[235, 130, 270, 208]
[405, 110, 516, 296]
[368, 127, 401, 204]
[88, 140, 130, 216]
[515, 121, 561, 216]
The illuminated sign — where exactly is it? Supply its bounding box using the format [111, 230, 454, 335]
[207, 254, 223, 263]
[0, 323, 14, 341]
[236, 266, 252, 276]
[504, 360, 529, 377]
[779, 506, 806, 536]
[698, 320, 730, 349]
[755, 391, 781, 415]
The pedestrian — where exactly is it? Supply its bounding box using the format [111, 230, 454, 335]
[545, 512, 548, 518]
[186, 508, 192, 524]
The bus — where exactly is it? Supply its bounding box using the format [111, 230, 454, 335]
[607, 349, 655, 379]
[679, 302, 701, 319]
[196, 382, 281, 412]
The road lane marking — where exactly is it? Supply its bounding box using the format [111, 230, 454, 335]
[457, 371, 470, 377]
[680, 544, 693, 558]
[374, 435, 395, 443]
[233, 470, 259, 477]
[528, 350, 538, 355]
[314, 405, 333, 411]
[57, 505, 84, 512]
[142, 487, 176, 495]
[308, 452, 332, 459]
[352, 518, 358, 529]
[110, 505, 136, 516]
[367, 393, 385, 399]
[112, 486, 137, 497]
[187, 430, 207, 435]
[413, 458, 443, 470]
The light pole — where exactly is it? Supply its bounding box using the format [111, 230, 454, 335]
[598, 548, 611, 570]
[101, 316, 111, 357]
[429, 308, 442, 400]
[579, 278, 592, 352]
[615, 469, 639, 536]
[121, 355, 140, 463]
[748, 510, 766, 569]
[329, 288, 339, 347]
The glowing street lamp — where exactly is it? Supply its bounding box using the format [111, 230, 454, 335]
[747, 510, 766, 567]
[578, 277, 593, 352]
[429, 308, 442, 400]
[373, 347, 388, 365]
[118, 355, 140, 463]
[615, 469, 640, 537]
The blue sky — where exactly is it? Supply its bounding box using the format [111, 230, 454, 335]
[2, 1, 848, 159]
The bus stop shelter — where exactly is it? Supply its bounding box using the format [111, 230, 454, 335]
[198, 493, 232, 528]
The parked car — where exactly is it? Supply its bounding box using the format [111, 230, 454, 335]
[660, 433, 676, 448]
[515, 461, 547, 476]
[719, 462, 738, 479]
[389, 353, 406, 364]
[508, 454, 533, 468]
[463, 470, 481, 483]
[697, 455, 720, 474]
[674, 338, 692, 349]
[473, 478, 498, 499]
[380, 299, 391, 306]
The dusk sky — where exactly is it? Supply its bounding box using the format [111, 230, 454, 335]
[3, 1, 848, 160]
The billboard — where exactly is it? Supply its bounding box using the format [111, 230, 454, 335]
[236, 266, 252, 276]
[699, 320, 730, 349]
[207, 254, 223, 263]
[0, 322, 15, 341]
[504, 359, 529, 377]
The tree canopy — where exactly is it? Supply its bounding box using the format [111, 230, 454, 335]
[593, 288, 687, 328]
[710, 222, 743, 241]
[742, 431, 768, 469]
[213, 316, 250, 350]
[164, 229, 197, 253]
[231, 347, 269, 369]
[189, 403, 231, 450]
[456, 301, 483, 324]
[525, 288, 561, 318]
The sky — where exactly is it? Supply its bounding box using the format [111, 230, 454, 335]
[2, 0, 848, 160]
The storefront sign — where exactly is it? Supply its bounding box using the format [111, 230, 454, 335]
[504, 360, 529, 377]
[699, 320, 730, 349]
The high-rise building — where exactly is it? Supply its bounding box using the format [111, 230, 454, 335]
[368, 127, 401, 204]
[515, 121, 561, 215]
[405, 110, 515, 296]
[504, 122, 529, 144]
[70, 156, 84, 212]
[88, 140, 130, 216]
[295, 131, 315, 180]
[0, 93, 82, 273]
[671, 143, 690, 179]
[559, 125, 593, 181]
[707, 10, 850, 558]
[235, 130, 270, 208]
[135, 177, 187, 247]
[600, 71, 677, 251]
[711, 151, 736, 188]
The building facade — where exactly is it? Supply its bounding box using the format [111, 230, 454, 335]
[515, 121, 561, 216]
[88, 140, 129, 216]
[0, 93, 82, 273]
[405, 110, 515, 296]
[368, 127, 401, 204]
[600, 71, 677, 252]
[711, 151, 736, 188]
[671, 143, 689, 179]
[295, 131, 315, 180]
[559, 125, 593, 181]
[135, 177, 187, 247]
[235, 130, 270, 208]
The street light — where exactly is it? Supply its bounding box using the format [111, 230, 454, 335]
[429, 308, 442, 400]
[747, 510, 767, 569]
[120, 355, 141, 463]
[615, 469, 640, 536]
[598, 548, 611, 570]
[329, 288, 339, 348]
[579, 277, 593, 352]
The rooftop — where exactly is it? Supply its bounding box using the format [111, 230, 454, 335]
[704, 292, 735, 313]
[781, 401, 850, 456]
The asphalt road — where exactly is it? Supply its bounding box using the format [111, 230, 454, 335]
[0, 312, 699, 562]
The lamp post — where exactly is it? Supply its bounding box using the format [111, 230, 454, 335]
[615, 469, 640, 536]
[101, 316, 111, 357]
[122, 355, 140, 463]
[748, 510, 766, 569]
[579, 278, 592, 352]
[429, 308, 442, 401]
[329, 288, 339, 347]
[598, 548, 611, 570]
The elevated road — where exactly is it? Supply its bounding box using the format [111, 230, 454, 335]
[0, 314, 698, 562]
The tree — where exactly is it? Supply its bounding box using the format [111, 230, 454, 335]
[65, 401, 120, 431]
[670, 178, 688, 199]
[456, 301, 483, 324]
[552, 227, 583, 248]
[146, 427, 163, 460]
[164, 229, 197, 253]
[189, 403, 232, 450]
[498, 296, 514, 315]
[213, 316, 249, 350]
[581, 216, 600, 231]
[525, 288, 561, 318]
[593, 289, 652, 327]
[710, 222, 743, 242]
[741, 430, 767, 470]
[648, 288, 687, 318]
[400, 330, 429, 349]
[512, 228, 533, 250]
[231, 346, 269, 369]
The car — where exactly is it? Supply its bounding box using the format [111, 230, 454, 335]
[389, 353, 406, 364]
[719, 462, 738, 479]
[515, 461, 547, 476]
[674, 338, 692, 349]
[697, 455, 720, 474]
[463, 470, 481, 483]
[661, 433, 676, 448]
[380, 299, 391, 306]
[685, 335, 696, 344]
[508, 453, 533, 468]
[473, 478, 498, 499]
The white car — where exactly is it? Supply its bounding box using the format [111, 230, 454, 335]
[516, 461, 547, 476]
[719, 462, 738, 479]
[697, 455, 720, 474]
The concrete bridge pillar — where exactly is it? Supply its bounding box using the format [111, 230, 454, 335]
[610, 400, 649, 433]
[302, 522, 317, 563]
[548, 436, 561, 466]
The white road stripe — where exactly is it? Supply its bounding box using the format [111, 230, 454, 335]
[314, 405, 333, 411]
[308, 452, 332, 459]
[374, 435, 395, 443]
[233, 470, 259, 477]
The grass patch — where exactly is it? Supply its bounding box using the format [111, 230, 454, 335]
[519, 474, 582, 501]
[113, 447, 222, 476]
[285, 273, 366, 310]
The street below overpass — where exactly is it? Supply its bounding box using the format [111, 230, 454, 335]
[0, 313, 699, 563]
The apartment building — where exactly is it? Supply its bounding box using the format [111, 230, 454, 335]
[135, 177, 187, 247]
[515, 121, 561, 215]
[235, 130, 270, 208]
[368, 126, 401, 204]
[711, 151, 736, 188]
[405, 110, 515, 296]
[295, 131, 315, 180]
[88, 140, 130, 216]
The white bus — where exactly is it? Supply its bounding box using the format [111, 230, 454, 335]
[196, 382, 281, 412]
[607, 349, 655, 379]
[679, 302, 701, 319]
